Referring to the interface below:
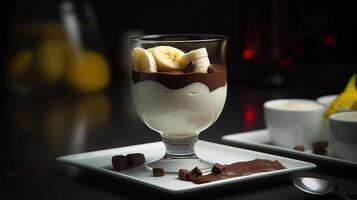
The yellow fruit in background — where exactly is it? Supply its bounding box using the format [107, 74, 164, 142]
[324, 74, 357, 117]
[66, 51, 110, 93]
[36, 38, 70, 84]
[352, 100, 357, 111]
[7, 50, 34, 81]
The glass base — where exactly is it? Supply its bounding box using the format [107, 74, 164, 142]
[145, 156, 213, 173]
[145, 135, 213, 173]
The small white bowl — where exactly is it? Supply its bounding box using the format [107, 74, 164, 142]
[316, 95, 337, 107]
[329, 111, 357, 161]
[264, 99, 324, 148]
[316, 94, 337, 141]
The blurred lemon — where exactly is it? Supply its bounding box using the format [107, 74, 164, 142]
[35, 38, 70, 84]
[325, 74, 357, 117]
[72, 94, 110, 129]
[66, 51, 110, 93]
[352, 100, 357, 111]
[7, 50, 34, 81]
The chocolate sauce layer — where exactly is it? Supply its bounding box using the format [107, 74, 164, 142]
[132, 64, 226, 92]
[192, 159, 286, 184]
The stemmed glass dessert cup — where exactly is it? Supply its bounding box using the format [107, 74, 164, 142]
[130, 34, 227, 172]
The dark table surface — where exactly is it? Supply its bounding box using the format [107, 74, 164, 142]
[3, 82, 357, 200]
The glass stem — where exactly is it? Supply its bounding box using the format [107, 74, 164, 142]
[162, 135, 198, 159]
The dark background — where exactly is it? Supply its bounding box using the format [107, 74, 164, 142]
[1, 0, 356, 90]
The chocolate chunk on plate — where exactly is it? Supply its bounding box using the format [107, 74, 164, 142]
[153, 168, 165, 177]
[112, 155, 129, 171]
[212, 163, 226, 174]
[190, 167, 202, 176]
[294, 145, 305, 152]
[313, 141, 328, 155]
[178, 169, 190, 181]
[126, 153, 146, 167]
[187, 167, 202, 180]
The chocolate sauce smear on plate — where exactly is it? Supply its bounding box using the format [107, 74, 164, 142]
[192, 159, 286, 184]
[132, 64, 226, 92]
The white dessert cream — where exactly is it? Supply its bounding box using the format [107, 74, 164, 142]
[132, 81, 226, 138]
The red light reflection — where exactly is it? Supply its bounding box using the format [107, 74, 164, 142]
[244, 109, 255, 123]
[243, 105, 256, 131]
[242, 49, 254, 59]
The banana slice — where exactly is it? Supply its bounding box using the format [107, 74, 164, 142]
[147, 48, 155, 55]
[324, 74, 357, 117]
[132, 47, 157, 72]
[183, 48, 208, 61]
[193, 57, 211, 73]
[151, 46, 188, 71]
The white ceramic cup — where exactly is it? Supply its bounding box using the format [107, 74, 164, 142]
[316, 94, 337, 141]
[316, 95, 337, 107]
[329, 111, 357, 161]
[264, 99, 325, 148]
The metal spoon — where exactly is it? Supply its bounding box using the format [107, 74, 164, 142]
[293, 177, 350, 200]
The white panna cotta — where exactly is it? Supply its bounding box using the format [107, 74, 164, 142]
[132, 81, 227, 139]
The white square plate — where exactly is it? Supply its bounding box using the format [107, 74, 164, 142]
[57, 140, 315, 194]
[222, 129, 357, 167]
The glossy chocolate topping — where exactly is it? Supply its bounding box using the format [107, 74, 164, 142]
[132, 64, 226, 92]
[192, 159, 286, 184]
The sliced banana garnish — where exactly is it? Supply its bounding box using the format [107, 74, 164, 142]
[183, 48, 208, 61]
[150, 46, 188, 71]
[192, 57, 211, 73]
[183, 47, 211, 73]
[133, 46, 212, 73]
[147, 48, 155, 55]
[132, 47, 157, 72]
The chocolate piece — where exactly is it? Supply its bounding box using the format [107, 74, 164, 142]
[183, 61, 196, 73]
[112, 155, 129, 171]
[178, 169, 190, 181]
[208, 65, 218, 73]
[192, 159, 286, 184]
[112, 153, 146, 171]
[132, 64, 227, 92]
[211, 163, 226, 174]
[188, 167, 202, 180]
[153, 168, 165, 177]
[294, 145, 305, 152]
[313, 141, 328, 155]
[126, 153, 145, 167]
[190, 167, 202, 176]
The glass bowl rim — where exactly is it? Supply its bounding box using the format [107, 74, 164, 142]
[130, 34, 228, 44]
